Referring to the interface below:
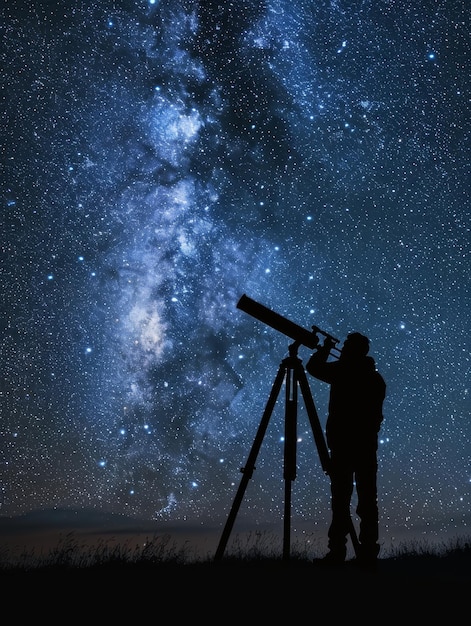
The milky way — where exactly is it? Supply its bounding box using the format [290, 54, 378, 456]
[1, 0, 469, 548]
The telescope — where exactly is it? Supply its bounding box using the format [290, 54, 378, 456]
[214, 294, 356, 562]
[237, 293, 341, 357]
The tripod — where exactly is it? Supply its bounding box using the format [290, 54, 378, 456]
[214, 341, 359, 562]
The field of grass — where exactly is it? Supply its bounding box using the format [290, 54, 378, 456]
[1, 531, 469, 618]
[1, 529, 469, 574]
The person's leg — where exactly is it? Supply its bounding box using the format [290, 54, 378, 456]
[325, 450, 353, 561]
[355, 452, 380, 561]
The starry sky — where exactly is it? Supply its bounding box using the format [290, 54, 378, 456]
[1, 0, 469, 554]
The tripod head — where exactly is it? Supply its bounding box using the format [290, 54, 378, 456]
[237, 294, 342, 358]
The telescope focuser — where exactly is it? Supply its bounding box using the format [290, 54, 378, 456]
[311, 325, 339, 345]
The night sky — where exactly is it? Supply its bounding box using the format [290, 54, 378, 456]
[1, 0, 469, 554]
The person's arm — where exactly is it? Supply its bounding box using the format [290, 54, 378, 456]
[373, 373, 386, 431]
[306, 338, 336, 383]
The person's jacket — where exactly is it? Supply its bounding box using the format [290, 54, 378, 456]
[306, 348, 386, 451]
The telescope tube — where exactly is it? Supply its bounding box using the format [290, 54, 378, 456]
[237, 294, 326, 350]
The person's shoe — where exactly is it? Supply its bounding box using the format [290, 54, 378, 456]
[352, 554, 378, 571]
[316, 550, 346, 566]
[353, 543, 380, 570]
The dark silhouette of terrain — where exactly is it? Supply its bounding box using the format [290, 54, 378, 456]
[1, 529, 468, 610]
[1, 547, 469, 622]
[0, 510, 468, 619]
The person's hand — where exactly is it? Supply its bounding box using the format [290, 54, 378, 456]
[323, 336, 336, 351]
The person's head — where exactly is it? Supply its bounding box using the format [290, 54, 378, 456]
[340, 332, 370, 359]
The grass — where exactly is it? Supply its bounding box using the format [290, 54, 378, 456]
[0, 530, 469, 575]
[0, 532, 469, 621]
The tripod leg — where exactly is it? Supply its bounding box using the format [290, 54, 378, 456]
[214, 363, 286, 561]
[349, 517, 360, 557]
[297, 365, 331, 474]
[283, 365, 297, 561]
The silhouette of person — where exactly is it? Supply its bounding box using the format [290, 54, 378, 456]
[306, 332, 386, 566]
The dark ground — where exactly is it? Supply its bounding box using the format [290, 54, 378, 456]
[2, 550, 469, 619]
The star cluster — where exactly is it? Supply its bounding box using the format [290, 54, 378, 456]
[1, 0, 469, 547]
